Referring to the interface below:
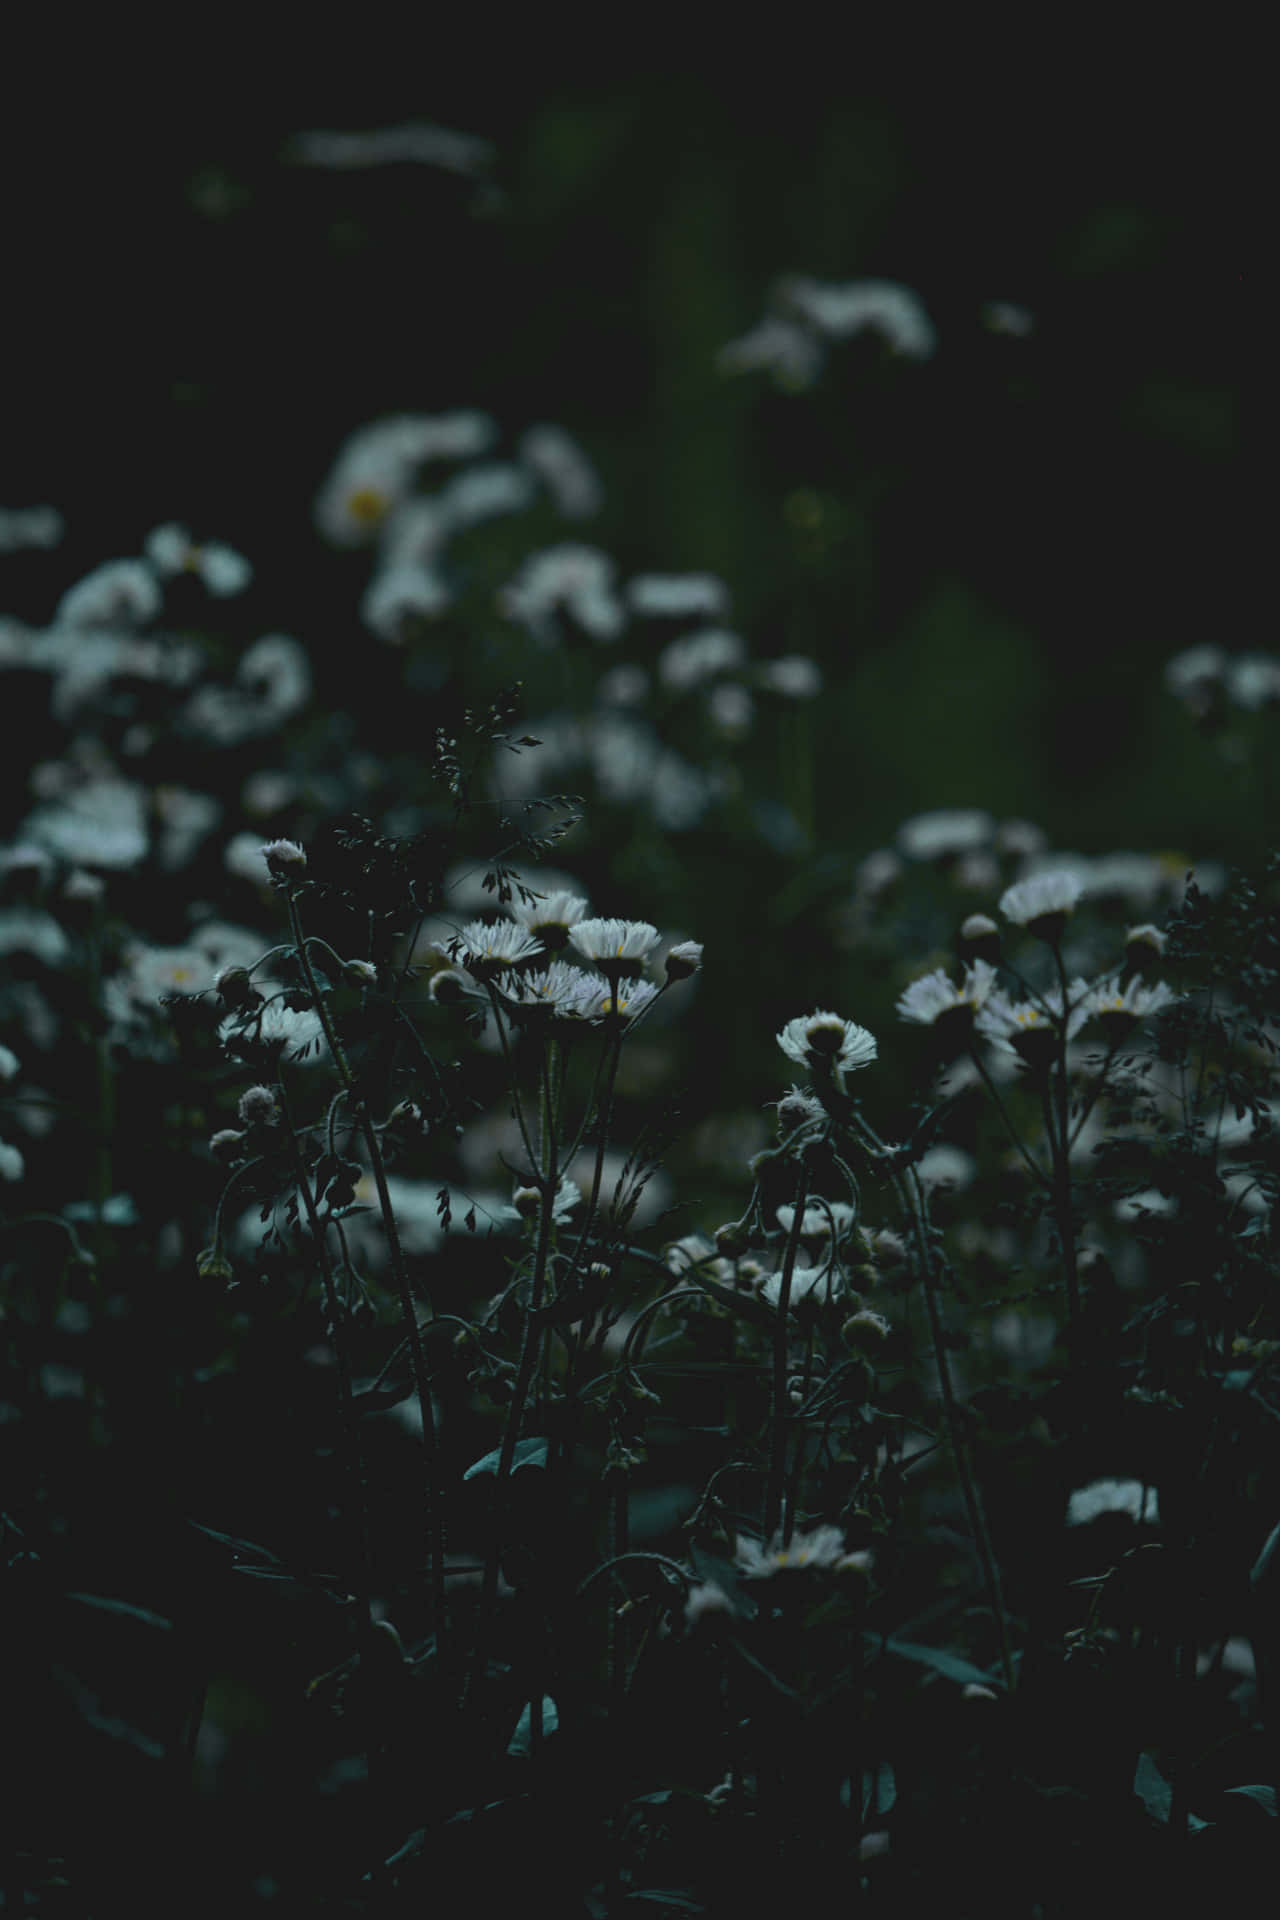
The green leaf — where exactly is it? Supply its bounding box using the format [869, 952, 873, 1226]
[1134, 1752, 1172, 1823]
[881, 1636, 1002, 1688]
[65, 1592, 172, 1632]
[507, 1695, 558, 1757]
[463, 1437, 549, 1480]
[1224, 1784, 1279, 1818]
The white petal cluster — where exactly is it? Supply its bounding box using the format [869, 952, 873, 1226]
[976, 980, 1092, 1054]
[510, 892, 590, 943]
[519, 425, 603, 519]
[626, 573, 730, 621]
[444, 918, 544, 979]
[657, 628, 745, 690]
[734, 1524, 851, 1578]
[756, 1266, 843, 1314]
[498, 544, 624, 643]
[778, 277, 937, 358]
[144, 524, 252, 596]
[896, 959, 997, 1027]
[1085, 976, 1176, 1028]
[998, 870, 1082, 928]
[896, 809, 993, 861]
[567, 917, 660, 970]
[575, 977, 661, 1025]
[55, 559, 162, 630]
[1067, 1479, 1158, 1526]
[777, 1011, 877, 1080]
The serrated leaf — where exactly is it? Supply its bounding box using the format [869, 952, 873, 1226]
[462, 1437, 548, 1480]
[507, 1694, 558, 1757]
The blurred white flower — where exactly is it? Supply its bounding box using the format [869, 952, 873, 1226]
[23, 779, 149, 870]
[498, 544, 624, 642]
[153, 786, 221, 871]
[706, 681, 754, 738]
[779, 277, 936, 358]
[897, 809, 993, 861]
[1085, 975, 1175, 1036]
[916, 1144, 977, 1193]
[285, 122, 494, 178]
[596, 663, 650, 708]
[315, 412, 496, 546]
[0, 505, 64, 551]
[55, 559, 161, 629]
[118, 943, 212, 1004]
[0, 909, 70, 966]
[1165, 645, 1225, 701]
[982, 301, 1034, 336]
[1067, 1478, 1158, 1526]
[519, 425, 603, 518]
[716, 314, 823, 391]
[758, 654, 822, 698]
[0, 1139, 25, 1182]
[437, 462, 536, 531]
[1227, 653, 1280, 711]
[362, 563, 451, 641]
[144, 524, 252, 596]
[626, 573, 731, 621]
[658, 628, 745, 691]
[0, 1045, 19, 1081]
[999, 870, 1083, 929]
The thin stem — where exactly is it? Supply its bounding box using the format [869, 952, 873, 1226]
[765, 1163, 808, 1542]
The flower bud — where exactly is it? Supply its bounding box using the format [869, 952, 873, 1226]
[209, 1127, 247, 1163]
[664, 940, 703, 982]
[513, 1185, 542, 1219]
[261, 838, 307, 882]
[842, 1309, 891, 1351]
[197, 1246, 234, 1282]
[714, 1220, 749, 1258]
[957, 913, 1001, 966]
[344, 959, 378, 988]
[237, 1084, 280, 1127]
[429, 967, 470, 1005]
[215, 965, 258, 1009]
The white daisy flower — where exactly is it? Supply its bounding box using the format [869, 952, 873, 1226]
[896, 809, 993, 862]
[756, 1266, 844, 1314]
[775, 1200, 857, 1241]
[1086, 976, 1176, 1038]
[567, 917, 660, 977]
[510, 892, 589, 950]
[575, 977, 661, 1026]
[975, 981, 1091, 1065]
[734, 1524, 849, 1578]
[998, 870, 1083, 936]
[219, 1000, 328, 1065]
[776, 1010, 877, 1081]
[494, 960, 592, 1019]
[443, 918, 544, 981]
[1067, 1479, 1158, 1526]
[896, 959, 997, 1033]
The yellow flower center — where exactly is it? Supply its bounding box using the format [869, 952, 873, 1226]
[347, 486, 389, 527]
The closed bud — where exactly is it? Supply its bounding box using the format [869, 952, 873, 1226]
[429, 967, 470, 1006]
[957, 913, 1001, 966]
[215, 965, 257, 1009]
[197, 1246, 233, 1283]
[842, 1309, 891, 1351]
[344, 958, 378, 988]
[664, 940, 703, 982]
[513, 1185, 541, 1219]
[261, 838, 307, 881]
[714, 1220, 749, 1258]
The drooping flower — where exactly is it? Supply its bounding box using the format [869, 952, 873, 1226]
[663, 940, 703, 982]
